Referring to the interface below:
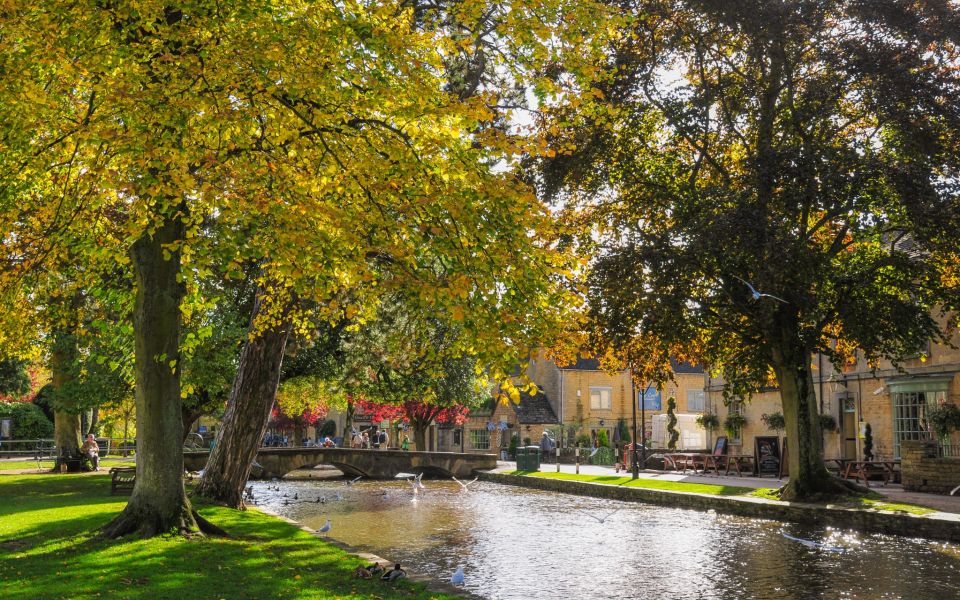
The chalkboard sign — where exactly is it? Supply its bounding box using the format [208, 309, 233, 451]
[754, 436, 781, 476]
[713, 436, 728, 456]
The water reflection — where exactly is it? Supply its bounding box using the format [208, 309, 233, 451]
[249, 477, 960, 599]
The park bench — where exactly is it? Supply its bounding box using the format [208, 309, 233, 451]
[110, 467, 136, 494]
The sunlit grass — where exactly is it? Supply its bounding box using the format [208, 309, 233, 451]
[0, 473, 457, 600]
[516, 471, 754, 496]
[747, 488, 936, 514]
[0, 458, 136, 471]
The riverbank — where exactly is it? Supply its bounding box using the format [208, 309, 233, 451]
[0, 473, 459, 600]
[480, 470, 960, 543]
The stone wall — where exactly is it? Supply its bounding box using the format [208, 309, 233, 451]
[901, 440, 960, 494]
[479, 471, 960, 543]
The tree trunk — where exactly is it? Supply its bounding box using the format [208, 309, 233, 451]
[195, 291, 291, 508]
[293, 422, 304, 447]
[51, 326, 81, 464]
[102, 214, 210, 538]
[413, 423, 428, 452]
[87, 406, 100, 436]
[770, 322, 857, 501]
[341, 398, 355, 448]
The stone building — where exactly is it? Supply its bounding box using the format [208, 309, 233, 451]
[710, 323, 960, 461]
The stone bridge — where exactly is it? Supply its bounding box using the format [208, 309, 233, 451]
[182, 447, 497, 479]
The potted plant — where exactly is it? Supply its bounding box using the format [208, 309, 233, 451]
[927, 403, 960, 439]
[761, 412, 786, 433]
[724, 412, 747, 438]
[696, 413, 720, 431]
[819, 414, 838, 432]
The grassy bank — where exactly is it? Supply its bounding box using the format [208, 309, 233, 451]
[0, 474, 456, 600]
[517, 471, 936, 515]
[0, 458, 136, 471]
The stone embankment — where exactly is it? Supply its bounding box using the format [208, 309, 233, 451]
[479, 472, 960, 543]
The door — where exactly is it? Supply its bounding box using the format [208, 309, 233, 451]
[841, 396, 857, 458]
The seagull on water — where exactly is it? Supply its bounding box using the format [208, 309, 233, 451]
[781, 532, 844, 553]
[734, 276, 787, 303]
[576, 507, 621, 523]
[451, 476, 478, 491]
[450, 566, 465, 585]
[318, 519, 331, 537]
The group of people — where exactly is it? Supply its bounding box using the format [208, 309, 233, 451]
[351, 428, 395, 450]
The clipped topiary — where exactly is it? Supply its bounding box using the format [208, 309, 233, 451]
[666, 397, 679, 450]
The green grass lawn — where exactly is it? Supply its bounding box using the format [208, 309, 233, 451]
[0, 474, 456, 600]
[517, 471, 755, 496]
[515, 471, 938, 515]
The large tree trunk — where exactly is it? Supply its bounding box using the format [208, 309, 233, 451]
[341, 398, 355, 448]
[102, 214, 212, 538]
[292, 423, 304, 447]
[51, 326, 81, 466]
[771, 321, 859, 501]
[195, 291, 290, 508]
[87, 406, 100, 437]
[412, 423, 428, 452]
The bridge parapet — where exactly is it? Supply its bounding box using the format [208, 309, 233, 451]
[183, 447, 497, 479]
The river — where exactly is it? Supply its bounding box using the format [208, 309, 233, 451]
[249, 476, 960, 599]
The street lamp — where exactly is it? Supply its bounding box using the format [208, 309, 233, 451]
[631, 373, 639, 479]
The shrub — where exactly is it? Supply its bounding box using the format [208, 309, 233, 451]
[927, 403, 960, 439]
[575, 433, 591, 448]
[863, 423, 874, 461]
[761, 412, 786, 432]
[616, 418, 631, 444]
[318, 419, 337, 438]
[0, 402, 54, 439]
[596, 428, 610, 448]
[508, 433, 518, 458]
[590, 446, 615, 465]
[666, 397, 679, 450]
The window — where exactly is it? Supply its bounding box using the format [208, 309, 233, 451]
[469, 429, 490, 450]
[590, 386, 612, 410]
[687, 390, 706, 413]
[890, 378, 950, 458]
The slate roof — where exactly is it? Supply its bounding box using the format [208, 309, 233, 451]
[555, 355, 703, 374]
[513, 390, 558, 424]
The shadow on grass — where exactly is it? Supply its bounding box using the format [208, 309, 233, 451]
[0, 473, 453, 600]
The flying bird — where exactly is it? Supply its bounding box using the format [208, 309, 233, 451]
[345, 476, 362, 486]
[951, 485, 960, 496]
[414, 473, 426, 490]
[576, 507, 621, 523]
[450, 566, 465, 585]
[451, 476, 478, 491]
[318, 519, 331, 537]
[734, 276, 787, 303]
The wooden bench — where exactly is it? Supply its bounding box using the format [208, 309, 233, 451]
[110, 467, 136, 494]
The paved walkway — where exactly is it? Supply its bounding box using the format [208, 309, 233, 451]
[494, 460, 960, 514]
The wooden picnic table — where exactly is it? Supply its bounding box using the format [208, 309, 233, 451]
[719, 454, 755, 476]
[842, 460, 900, 487]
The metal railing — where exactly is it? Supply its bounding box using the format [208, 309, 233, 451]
[0, 437, 137, 458]
[938, 444, 960, 458]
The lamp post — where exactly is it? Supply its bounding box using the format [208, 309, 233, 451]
[631, 373, 639, 479]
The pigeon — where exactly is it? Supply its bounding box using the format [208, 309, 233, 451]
[781, 533, 844, 553]
[318, 519, 331, 537]
[576, 507, 621, 523]
[452, 476, 478, 491]
[734, 276, 787, 303]
[450, 566, 465, 585]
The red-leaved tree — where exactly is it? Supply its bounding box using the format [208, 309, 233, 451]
[354, 397, 469, 450]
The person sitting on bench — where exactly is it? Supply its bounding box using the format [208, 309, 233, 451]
[81, 434, 100, 471]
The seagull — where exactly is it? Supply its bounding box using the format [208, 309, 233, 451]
[318, 519, 331, 537]
[450, 566, 465, 585]
[414, 473, 426, 490]
[345, 476, 362, 486]
[576, 507, 621, 523]
[408, 478, 421, 495]
[951, 485, 960, 496]
[733, 276, 787, 303]
[335, 491, 343, 501]
[781, 532, 844, 553]
[452, 476, 478, 491]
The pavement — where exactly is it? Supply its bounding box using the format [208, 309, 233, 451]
[493, 460, 960, 514]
